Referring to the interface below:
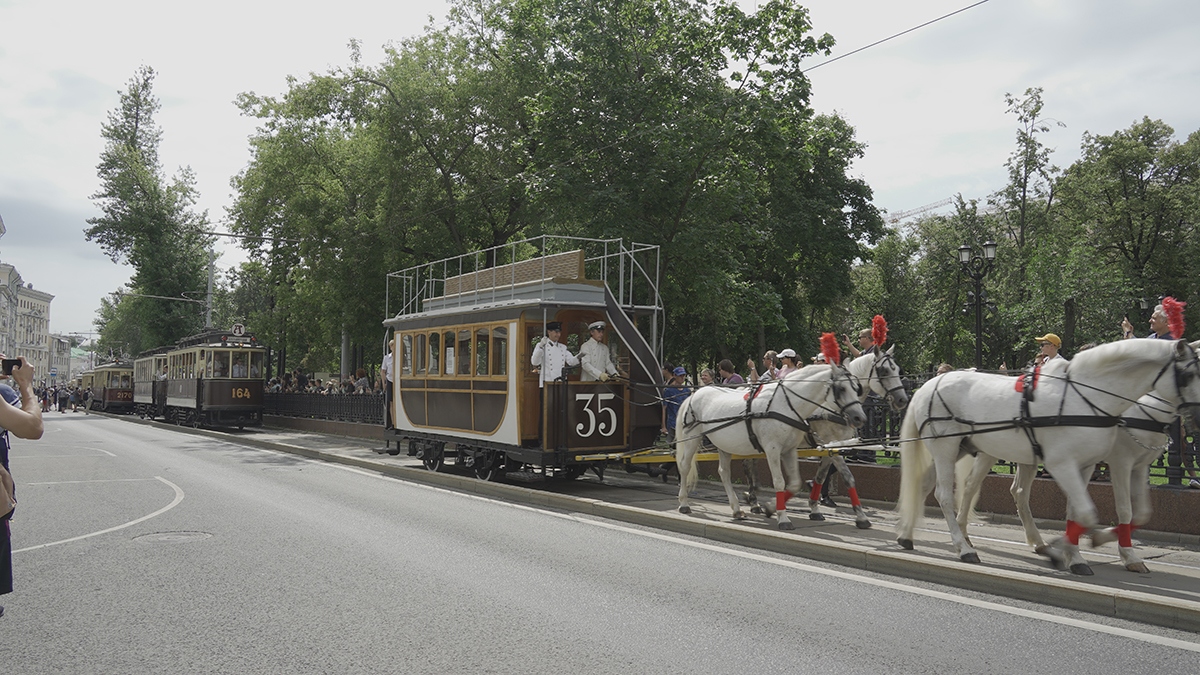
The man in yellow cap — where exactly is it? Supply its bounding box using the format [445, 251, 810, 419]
[1033, 333, 1065, 365]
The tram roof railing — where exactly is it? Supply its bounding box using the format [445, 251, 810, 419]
[386, 235, 664, 359]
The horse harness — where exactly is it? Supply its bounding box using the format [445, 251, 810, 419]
[682, 369, 857, 454]
[917, 352, 1199, 457]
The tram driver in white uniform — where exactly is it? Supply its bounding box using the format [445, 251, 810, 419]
[531, 321, 579, 387]
[578, 321, 624, 382]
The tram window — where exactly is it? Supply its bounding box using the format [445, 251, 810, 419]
[249, 352, 263, 379]
[231, 351, 249, 378]
[428, 333, 440, 376]
[492, 327, 508, 376]
[401, 335, 413, 376]
[415, 334, 427, 375]
[121, 373, 131, 388]
[475, 328, 489, 376]
[213, 351, 230, 378]
[444, 331, 455, 375]
[457, 330, 472, 376]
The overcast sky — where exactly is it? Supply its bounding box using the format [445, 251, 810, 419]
[2, 0, 1198, 340]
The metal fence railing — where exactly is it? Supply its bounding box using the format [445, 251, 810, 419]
[264, 392, 385, 426]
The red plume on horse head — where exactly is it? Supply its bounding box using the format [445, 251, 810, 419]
[1163, 296, 1187, 339]
[820, 333, 841, 365]
[872, 315, 888, 348]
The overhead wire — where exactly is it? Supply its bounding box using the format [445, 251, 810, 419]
[803, 0, 992, 73]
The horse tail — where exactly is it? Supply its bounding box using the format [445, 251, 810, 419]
[895, 406, 931, 540]
[676, 397, 701, 494]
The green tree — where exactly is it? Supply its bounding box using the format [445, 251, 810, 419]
[86, 66, 212, 354]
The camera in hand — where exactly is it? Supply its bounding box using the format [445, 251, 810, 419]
[2, 358, 21, 376]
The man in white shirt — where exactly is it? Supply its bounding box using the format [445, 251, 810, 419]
[578, 321, 623, 382]
[531, 321, 579, 387]
[381, 339, 395, 429]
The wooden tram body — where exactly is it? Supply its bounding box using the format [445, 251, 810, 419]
[130, 329, 267, 429]
[133, 347, 170, 419]
[384, 241, 665, 479]
[86, 362, 134, 413]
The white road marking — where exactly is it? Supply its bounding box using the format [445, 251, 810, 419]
[315, 461, 1200, 651]
[24, 478, 158, 486]
[13, 476, 185, 553]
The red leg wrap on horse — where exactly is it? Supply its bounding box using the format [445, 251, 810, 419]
[1117, 523, 1133, 548]
[1065, 520, 1086, 545]
[847, 487, 860, 507]
[809, 482, 822, 502]
[776, 491, 792, 512]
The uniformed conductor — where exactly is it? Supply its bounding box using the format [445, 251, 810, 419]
[530, 321, 579, 387]
[578, 320, 623, 382]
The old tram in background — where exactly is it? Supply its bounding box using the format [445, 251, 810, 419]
[133, 346, 170, 419]
[86, 361, 134, 413]
[155, 329, 267, 429]
[383, 237, 665, 480]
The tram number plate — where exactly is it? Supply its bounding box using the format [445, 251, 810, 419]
[231, 387, 254, 399]
[574, 393, 617, 438]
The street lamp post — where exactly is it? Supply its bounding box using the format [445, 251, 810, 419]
[958, 241, 997, 370]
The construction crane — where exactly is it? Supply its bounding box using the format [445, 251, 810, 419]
[886, 197, 953, 224]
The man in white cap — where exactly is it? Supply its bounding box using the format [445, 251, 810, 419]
[578, 320, 623, 382]
[531, 321, 579, 387]
[777, 348, 800, 378]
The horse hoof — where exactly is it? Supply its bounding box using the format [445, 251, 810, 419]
[1034, 545, 1050, 557]
[778, 521, 795, 531]
[855, 519, 872, 530]
[897, 538, 914, 551]
[1070, 563, 1095, 576]
[1127, 562, 1150, 574]
[733, 511, 748, 520]
[960, 552, 981, 564]
[678, 505, 691, 514]
[809, 513, 825, 521]
[750, 505, 763, 514]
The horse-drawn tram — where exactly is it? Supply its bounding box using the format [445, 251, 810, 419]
[86, 361, 134, 413]
[147, 329, 267, 429]
[383, 237, 667, 480]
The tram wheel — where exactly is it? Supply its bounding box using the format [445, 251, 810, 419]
[422, 450, 444, 472]
[474, 453, 504, 482]
[564, 465, 587, 481]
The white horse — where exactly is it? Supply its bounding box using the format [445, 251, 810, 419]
[676, 363, 867, 529]
[895, 338, 1200, 574]
[957, 362, 1193, 573]
[745, 347, 910, 528]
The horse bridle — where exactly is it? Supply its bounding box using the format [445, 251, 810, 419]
[867, 351, 906, 403]
[1155, 343, 1200, 414]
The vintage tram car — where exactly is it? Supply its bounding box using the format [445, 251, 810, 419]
[86, 362, 134, 413]
[383, 238, 665, 480]
[148, 330, 267, 429]
[133, 346, 170, 419]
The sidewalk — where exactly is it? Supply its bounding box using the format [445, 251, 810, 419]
[121, 417, 1200, 633]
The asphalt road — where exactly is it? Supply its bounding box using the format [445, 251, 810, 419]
[2, 413, 1199, 674]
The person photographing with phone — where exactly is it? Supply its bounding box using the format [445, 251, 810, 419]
[0, 354, 44, 618]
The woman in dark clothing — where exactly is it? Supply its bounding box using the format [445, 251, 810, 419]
[0, 355, 46, 618]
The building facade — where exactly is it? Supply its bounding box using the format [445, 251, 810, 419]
[16, 283, 54, 381]
[48, 333, 72, 384]
[0, 262, 22, 357]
